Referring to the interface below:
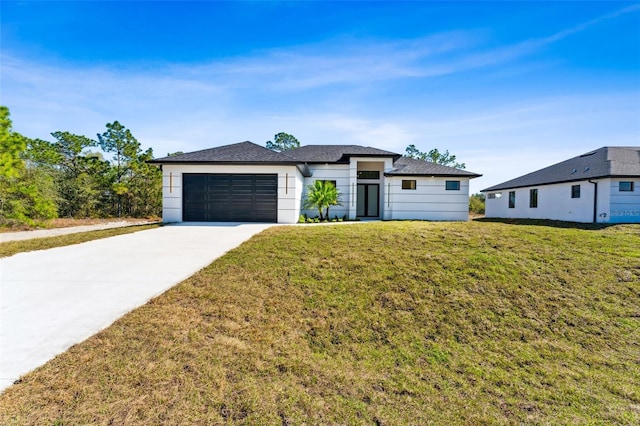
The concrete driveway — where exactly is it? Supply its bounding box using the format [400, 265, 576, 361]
[0, 222, 274, 392]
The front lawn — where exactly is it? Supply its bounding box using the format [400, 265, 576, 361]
[0, 221, 638, 424]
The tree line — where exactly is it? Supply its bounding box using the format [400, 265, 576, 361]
[0, 106, 161, 225]
[265, 132, 467, 170]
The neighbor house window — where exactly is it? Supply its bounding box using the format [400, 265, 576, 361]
[619, 181, 634, 192]
[508, 191, 516, 208]
[402, 180, 417, 190]
[357, 171, 380, 179]
[445, 180, 460, 191]
[488, 192, 502, 199]
[571, 185, 581, 198]
[529, 189, 538, 208]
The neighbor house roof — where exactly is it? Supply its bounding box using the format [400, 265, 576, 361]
[482, 146, 640, 192]
[149, 141, 300, 164]
[385, 156, 481, 178]
[285, 145, 402, 163]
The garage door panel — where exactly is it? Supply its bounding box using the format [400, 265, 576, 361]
[183, 173, 277, 222]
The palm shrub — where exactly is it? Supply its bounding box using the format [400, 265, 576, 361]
[303, 180, 342, 221]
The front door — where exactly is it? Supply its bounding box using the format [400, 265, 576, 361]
[357, 184, 379, 217]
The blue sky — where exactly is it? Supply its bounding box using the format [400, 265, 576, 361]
[2, 1, 639, 193]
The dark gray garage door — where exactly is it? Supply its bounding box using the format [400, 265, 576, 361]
[183, 174, 278, 222]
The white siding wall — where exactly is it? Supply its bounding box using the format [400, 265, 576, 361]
[160, 164, 304, 224]
[300, 164, 351, 219]
[608, 178, 640, 223]
[482, 179, 635, 223]
[386, 176, 470, 221]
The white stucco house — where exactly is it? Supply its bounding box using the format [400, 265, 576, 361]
[482, 146, 640, 224]
[149, 141, 481, 224]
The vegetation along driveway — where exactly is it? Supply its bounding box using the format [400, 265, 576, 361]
[0, 222, 274, 392]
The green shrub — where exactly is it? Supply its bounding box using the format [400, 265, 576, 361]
[469, 193, 485, 214]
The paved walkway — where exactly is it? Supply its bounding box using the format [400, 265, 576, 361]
[0, 222, 274, 392]
[0, 220, 159, 243]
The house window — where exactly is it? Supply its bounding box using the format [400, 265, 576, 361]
[445, 180, 460, 191]
[529, 189, 538, 208]
[319, 180, 337, 188]
[357, 171, 380, 179]
[488, 192, 502, 199]
[619, 181, 634, 192]
[402, 180, 417, 190]
[571, 185, 581, 198]
[508, 191, 516, 208]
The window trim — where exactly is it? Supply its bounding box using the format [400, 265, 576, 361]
[445, 180, 460, 191]
[357, 170, 380, 180]
[401, 180, 417, 190]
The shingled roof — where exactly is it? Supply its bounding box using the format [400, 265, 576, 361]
[285, 145, 401, 163]
[385, 156, 481, 177]
[149, 141, 300, 164]
[149, 141, 482, 178]
[482, 146, 640, 192]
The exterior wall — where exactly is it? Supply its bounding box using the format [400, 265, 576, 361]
[484, 178, 640, 224]
[349, 157, 394, 220]
[160, 164, 304, 224]
[301, 158, 394, 220]
[608, 178, 640, 223]
[300, 163, 350, 219]
[385, 176, 471, 221]
[484, 181, 595, 223]
[162, 160, 482, 223]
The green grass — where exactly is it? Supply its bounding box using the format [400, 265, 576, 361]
[1, 221, 638, 424]
[0, 224, 161, 258]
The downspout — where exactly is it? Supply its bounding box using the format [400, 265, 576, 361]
[588, 180, 597, 223]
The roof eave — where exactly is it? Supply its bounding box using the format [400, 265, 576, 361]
[385, 172, 482, 178]
[146, 160, 302, 166]
[480, 174, 618, 192]
[297, 163, 312, 177]
[345, 153, 402, 160]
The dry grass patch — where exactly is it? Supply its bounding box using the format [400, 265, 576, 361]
[0, 224, 161, 257]
[0, 217, 158, 232]
[0, 221, 638, 424]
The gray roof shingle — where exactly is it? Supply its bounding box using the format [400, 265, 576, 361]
[385, 156, 481, 177]
[285, 145, 401, 163]
[149, 141, 299, 164]
[149, 141, 482, 178]
[481, 146, 640, 192]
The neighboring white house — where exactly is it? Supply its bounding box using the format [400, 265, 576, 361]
[482, 146, 640, 224]
[149, 141, 481, 224]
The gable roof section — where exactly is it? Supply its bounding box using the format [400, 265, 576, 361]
[482, 146, 640, 192]
[285, 145, 401, 163]
[385, 156, 481, 178]
[149, 141, 300, 164]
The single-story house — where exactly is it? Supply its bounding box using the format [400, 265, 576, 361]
[481, 146, 640, 224]
[149, 141, 481, 223]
